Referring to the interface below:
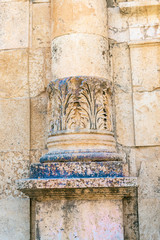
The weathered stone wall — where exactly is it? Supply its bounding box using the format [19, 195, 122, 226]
[0, 0, 160, 239]
[0, 0, 50, 239]
[109, 2, 160, 239]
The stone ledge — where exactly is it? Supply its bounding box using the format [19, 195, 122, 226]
[119, 1, 160, 14]
[129, 39, 160, 48]
[17, 177, 137, 199]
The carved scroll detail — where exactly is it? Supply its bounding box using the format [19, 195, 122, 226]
[48, 76, 112, 135]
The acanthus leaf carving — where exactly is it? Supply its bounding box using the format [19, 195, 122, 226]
[48, 76, 112, 135]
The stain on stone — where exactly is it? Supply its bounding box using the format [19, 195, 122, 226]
[36, 221, 41, 240]
[52, 43, 62, 62]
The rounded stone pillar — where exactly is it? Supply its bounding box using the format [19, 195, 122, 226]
[17, 3, 139, 240]
[51, 0, 109, 80]
[41, 0, 119, 162]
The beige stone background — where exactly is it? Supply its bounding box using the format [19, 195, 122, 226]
[0, 0, 160, 239]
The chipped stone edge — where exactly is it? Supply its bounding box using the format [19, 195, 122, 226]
[16, 177, 138, 199]
[17, 177, 137, 190]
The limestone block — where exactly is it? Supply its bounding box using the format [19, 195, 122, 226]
[0, 99, 30, 151]
[29, 48, 51, 97]
[0, 49, 28, 98]
[130, 44, 160, 92]
[108, 7, 129, 43]
[133, 91, 160, 146]
[52, 34, 109, 80]
[31, 93, 48, 150]
[30, 149, 48, 164]
[36, 199, 123, 240]
[130, 147, 160, 199]
[0, 198, 30, 240]
[129, 25, 160, 41]
[0, 2, 29, 50]
[51, 0, 108, 39]
[112, 43, 135, 145]
[112, 43, 132, 92]
[119, 1, 160, 41]
[138, 158, 160, 200]
[129, 27, 144, 41]
[129, 147, 160, 240]
[138, 199, 160, 240]
[32, 3, 51, 48]
[0, 151, 29, 198]
[114, 88, 134, 146]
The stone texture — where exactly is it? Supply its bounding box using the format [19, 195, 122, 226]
[51, 0, 108, 39]
[109, 2, 160, 42]
[119, 1, 160, 16]
[130, 147, 160, 199]
[112, 43, 134, 146]
[32, 3, 51, 48]
[108, 7, 129, 43]
[0, 0, 160, 239]
[30, 161, 124, 179]
[123, 3, 160, 41]
[129, 25, 160, 41]
[112, 43, 132, 92]
[130, 44, 160, 92]
[0, 151, 30, 198]
[17, 177, 137, 194]
[123, 193, 139, 240]
[0, 99, 30, 151]
[35, 199, 123, 240]
[29, 48, 51, 97]
[30, 93, 48, 150]
[30, 149, 48, 164]
[0, 198, 30, 240]
[129, 147, 160, 240]
[138, 199, 160, 240]
[133, 91, 160, 146]
[0, 49, 29, 98]
[114, 89, 134, 146]
[0, 2, 29, 50]
[52, 34, 109, 80]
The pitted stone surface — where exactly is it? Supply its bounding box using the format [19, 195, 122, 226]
[51, 34, 109, 80]
[51, 0, 108, 39]
[30, 161, 124, 179]
[35, 199, 123, 240]
[17, 177, 137, 192]
[40, 150, 122, 163]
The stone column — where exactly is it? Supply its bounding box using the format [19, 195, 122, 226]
[41, 0, 119, 163]
[17, 1, 139, 239]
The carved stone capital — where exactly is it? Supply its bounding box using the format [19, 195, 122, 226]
[47, 76, 113, 136]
